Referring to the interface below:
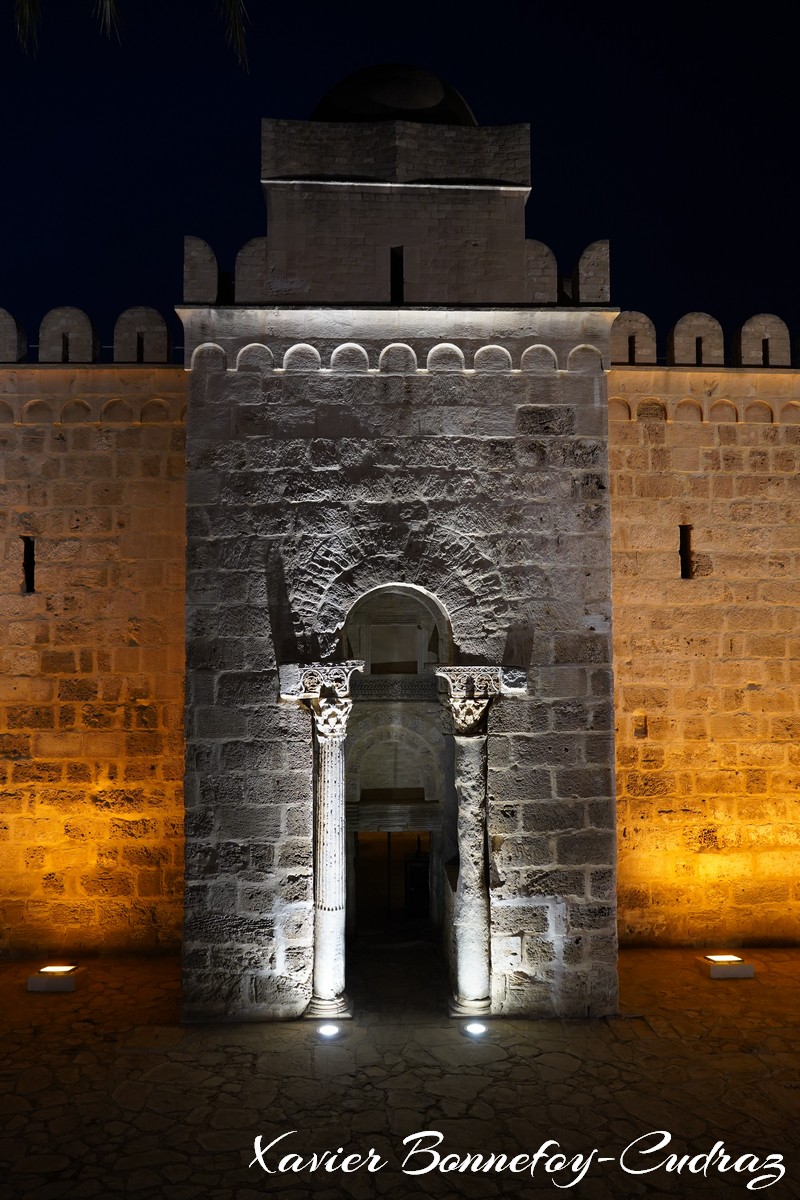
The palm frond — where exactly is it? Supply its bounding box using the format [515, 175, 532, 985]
[15, 0, 42, 52]
[94, 0, 121, 40]
[15, 0, 246, 66]
[218, 0, 249, 68]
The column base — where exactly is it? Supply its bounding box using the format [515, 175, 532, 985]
[304, 994, 354, 1019]
[449, 995, 491, 1018]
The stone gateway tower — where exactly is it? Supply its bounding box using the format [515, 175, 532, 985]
[180, 66, 618, 1021]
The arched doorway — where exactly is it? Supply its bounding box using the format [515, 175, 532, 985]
[339, 582, 454, 673]
[281, 583, 500, 1018]
[340, 585, 455, 1012]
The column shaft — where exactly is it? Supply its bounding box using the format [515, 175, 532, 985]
[435, 667, 501, 1017]
[313, 730, 347, 1003]
[453, 733, 491, 1007]
[280, 662, 363, 1020]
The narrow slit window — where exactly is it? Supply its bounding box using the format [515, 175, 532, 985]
[136, 332, 145, 363]
[679, 524, 693, 579]
[627, 334, 636, 365]
[61, 333, 70, 363]
[695, 336, 703, 366]
[390, 246, 404, 304]
[762, 337, 770, 367]
[21, 536, 35, 593]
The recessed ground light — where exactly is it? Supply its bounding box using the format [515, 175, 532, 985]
[318, 1023, 340, 1038]
[28, 964, 82, 992]
[697, 953, 754, 979]
[462, 1021, 487, 1037]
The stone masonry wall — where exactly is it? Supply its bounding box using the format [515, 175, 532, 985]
[263, 187, 529, 305]
[182, 315, 617, 1021]
[609, 369, 800, 945]
[261, 120, 532, 186]
[259, 119, 532, 306]
[0, 368, 186, 956]
[5, 346, 798, 972]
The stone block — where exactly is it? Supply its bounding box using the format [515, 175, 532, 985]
[516, 405, 576, 437]
[556, 830, 615, 866]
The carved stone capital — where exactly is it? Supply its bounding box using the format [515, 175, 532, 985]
[310, 694, 353, 741]
[280, 661, 364, 741]
[449, 696, 490, 733]
[311, 664, 362, 740]
[436, 667, 502, 735]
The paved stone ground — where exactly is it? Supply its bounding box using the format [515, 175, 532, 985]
[1, 947, 799, 1199]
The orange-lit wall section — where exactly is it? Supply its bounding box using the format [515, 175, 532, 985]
[609, 369, 800, 945]
[0, 369, 186, 955]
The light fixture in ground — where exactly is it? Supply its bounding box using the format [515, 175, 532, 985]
[462, 1021, 487, 1037]
[697, 953, 755, 979]
[318, 1023, 340, 1038]
[27, 964, 82, 992]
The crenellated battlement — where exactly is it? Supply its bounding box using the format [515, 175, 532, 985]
[611, 310, 795, 368]
[0, 307, 172, 365]
[184, 234, 609, 309]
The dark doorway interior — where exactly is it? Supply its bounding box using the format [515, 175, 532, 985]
[347, 830, 447, 1016]
[355, 831, 431, 933]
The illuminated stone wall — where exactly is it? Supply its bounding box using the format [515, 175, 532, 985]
[3, 359, 798, 969]
[181, 313, 618, 1022]
[609, 367, 800, 945]
[0, 367, 186, 955]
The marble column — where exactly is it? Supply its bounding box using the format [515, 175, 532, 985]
[285, 662, 363, 1018]
[437, 667, 501, 1016]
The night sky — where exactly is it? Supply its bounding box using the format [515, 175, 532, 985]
[2, 2, 796, 360]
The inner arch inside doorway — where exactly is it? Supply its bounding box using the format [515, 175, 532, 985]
[339, 584, 457, 1006]
[340, 582, 454, 674]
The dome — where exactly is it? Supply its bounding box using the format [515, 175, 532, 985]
[311, 65, 477, 127]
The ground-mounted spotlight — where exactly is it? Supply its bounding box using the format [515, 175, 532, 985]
[27, 964, 83, 993]
[318, 1023, 341, 1039]
[697, 953, 754, 979]
[461, 1021, 488, 1038]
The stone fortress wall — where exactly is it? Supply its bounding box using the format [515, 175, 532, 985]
[0, 297, 796, 964]
[1, 295, 799, 970]
[609, 309, 800, 945]
[0, 306, 186, 956]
